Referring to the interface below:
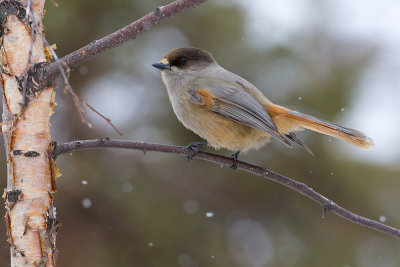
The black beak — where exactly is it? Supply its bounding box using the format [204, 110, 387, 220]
[152, 62, 171, 70]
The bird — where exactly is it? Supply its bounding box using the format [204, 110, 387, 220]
[152, 47, 373, 164]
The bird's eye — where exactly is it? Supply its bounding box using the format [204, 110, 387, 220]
[176, 57, 187, 66]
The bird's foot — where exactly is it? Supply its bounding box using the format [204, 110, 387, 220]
[229, 150, 241, 170]
[185, 141, 208, 162]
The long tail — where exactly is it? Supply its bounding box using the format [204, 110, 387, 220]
[266, 104, 373, 149]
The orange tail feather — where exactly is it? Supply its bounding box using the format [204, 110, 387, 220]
[267, 104, 373, 148]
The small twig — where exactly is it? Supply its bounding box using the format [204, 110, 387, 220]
[84, 102, 123, 136]
[49, 0, 59, 8]
[53, 139, 400, 239]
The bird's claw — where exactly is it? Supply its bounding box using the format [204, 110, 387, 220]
[229, 150, 241, 170]
[185, 141, 208, 162]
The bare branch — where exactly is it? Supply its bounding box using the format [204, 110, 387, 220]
[54, 139, 400, 239]
[84, 102, 123, 136]
[35, 0, 209, 89]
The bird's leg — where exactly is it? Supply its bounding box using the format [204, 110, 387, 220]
[185, 141, 208, 162]
[230, 150, 241, 170]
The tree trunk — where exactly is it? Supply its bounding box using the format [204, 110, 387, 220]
[1, 0, 58, 266]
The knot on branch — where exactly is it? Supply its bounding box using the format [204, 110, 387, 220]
[153, 6, 163, 18]
[46, 206, 60, 235]
[6, 189, 22, 210]
[322, 200, 334, 218]
[17, 62, 49, 104]
[6, 189, 22, 203]
[48, 139, 57, 159]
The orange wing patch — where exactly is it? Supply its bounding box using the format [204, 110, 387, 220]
[198, 88, 217, 108]
[266, 104, 290, 117]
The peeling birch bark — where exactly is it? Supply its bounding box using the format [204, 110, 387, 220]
[1, 1, 58, 266]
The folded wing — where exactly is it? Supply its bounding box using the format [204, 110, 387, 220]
[188, 86, 292, 147]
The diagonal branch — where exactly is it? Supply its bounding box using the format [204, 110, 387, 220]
[54, 139, 400, 239]
[35, 0, 209, 90]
